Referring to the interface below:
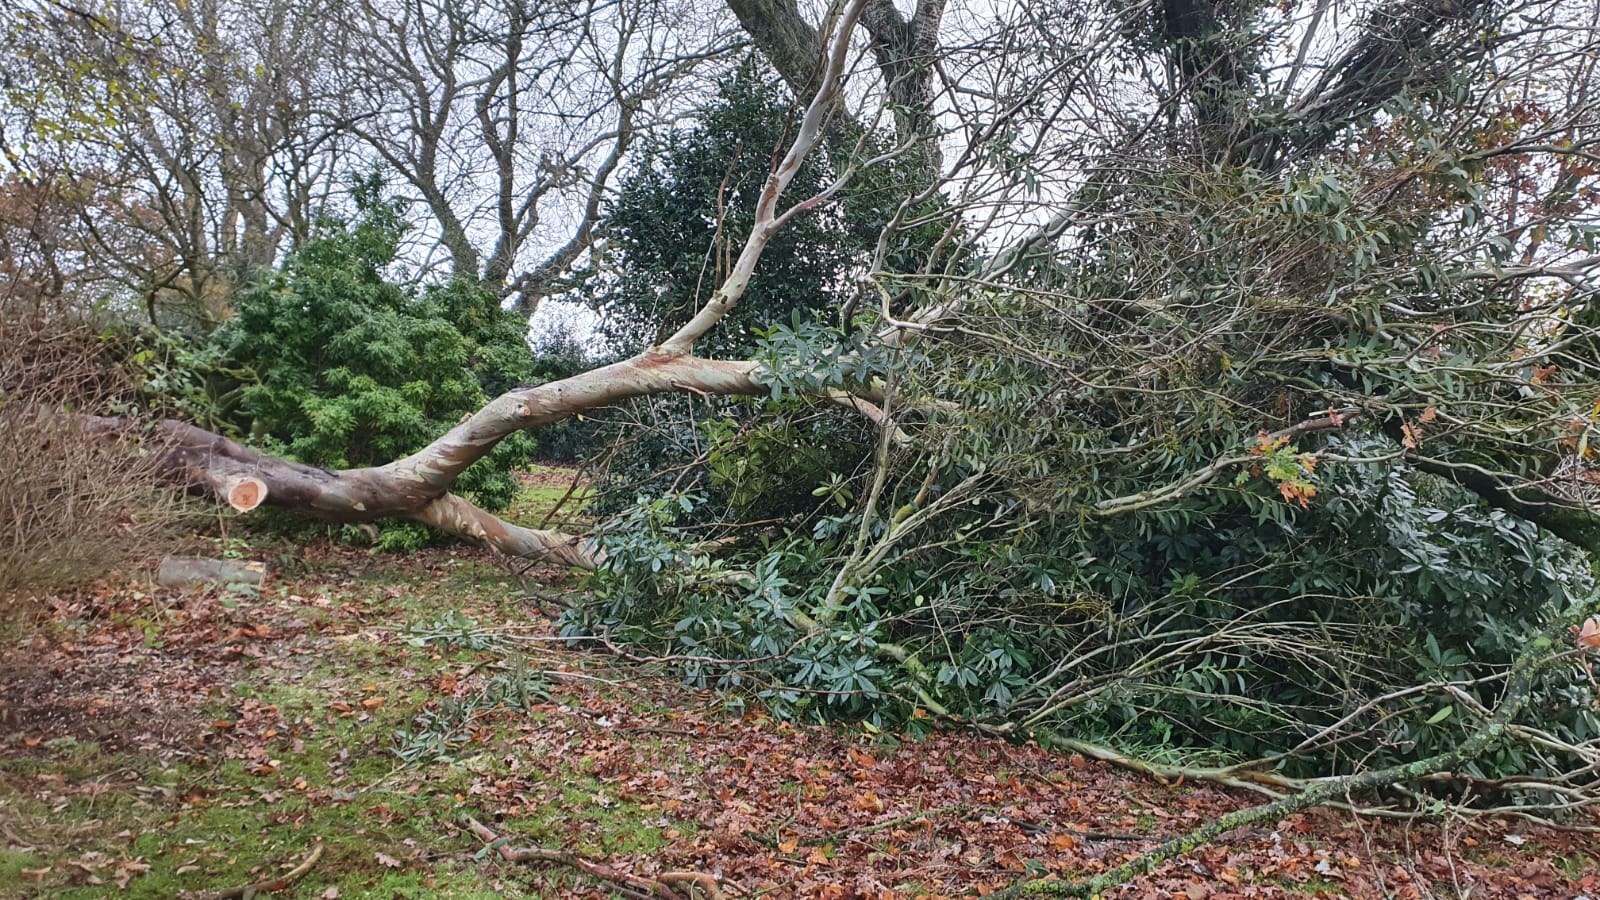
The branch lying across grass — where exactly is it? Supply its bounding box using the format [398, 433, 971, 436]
[463, 816, 724, 900]
[988, 630, 1590, 898]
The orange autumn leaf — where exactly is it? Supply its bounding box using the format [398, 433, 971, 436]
[1278, 481, 1317, 509]
[1401, 423, 1422, 449]
[854, 790, 884, 812]
[1252, 430, 1288, 455]
[1577, 617, 1600, 649]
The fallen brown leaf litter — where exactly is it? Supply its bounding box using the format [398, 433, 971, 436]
[1, 541, 1597, 898]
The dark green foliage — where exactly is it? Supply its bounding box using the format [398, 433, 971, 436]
[583, 391, 871, 525]
[874, 147, 1600, 774]
[524, 325, 612, 463]
[581, 57, 885, 525]
[214, 186, 537, 510]
[588, 57, 862, 356]
[1063, 457, 1593, 775]
[110, 328, 245, 433]
[568, 128, 1600, 780]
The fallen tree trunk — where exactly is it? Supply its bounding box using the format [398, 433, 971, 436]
[83, 2, 872, 566]
[94, 353, 764, 566]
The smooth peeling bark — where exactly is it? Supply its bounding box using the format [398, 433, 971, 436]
[114, 2, 865, 563]
[105, 417, 437, 520]
[411, 493, 602, 568]
[387, 353, 764, 491]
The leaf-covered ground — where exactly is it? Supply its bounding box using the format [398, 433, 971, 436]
[2, 491, 1598, 898]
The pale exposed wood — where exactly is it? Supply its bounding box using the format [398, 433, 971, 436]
[220, 475, 266, 512]
[658, 0, 868, 356]
[410, 494, 603, 569]
[100, 354, 764, 567]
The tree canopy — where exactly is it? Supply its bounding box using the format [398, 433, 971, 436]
[591, 58, 864, 356]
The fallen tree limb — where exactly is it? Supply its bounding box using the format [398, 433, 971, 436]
[463, 816, 723, 900]
[1031, 735, 1298, 801]
[987, 634, 1581, 898]
[410, 492, 602, 569]
[83, 0, 883, 569]
[183, 839, 322, 900]
[81, 354, 763, 568]
[1093, 408, 1360, 517]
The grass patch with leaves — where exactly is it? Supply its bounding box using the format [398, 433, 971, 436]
[0, 542, 630, 898]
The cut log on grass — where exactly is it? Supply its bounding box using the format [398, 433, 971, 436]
[156, 557, 267, 589]
[218, 475, 266, 512]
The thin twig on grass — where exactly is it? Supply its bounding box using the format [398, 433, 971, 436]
[183, 840, 322, 900]
[463, 816, 724, 900]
